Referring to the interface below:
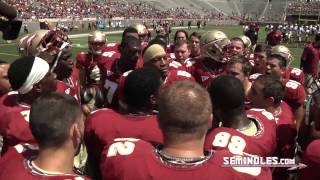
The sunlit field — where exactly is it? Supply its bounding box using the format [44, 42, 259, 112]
[0, 25, 304, 67]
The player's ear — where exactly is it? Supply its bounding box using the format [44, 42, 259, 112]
[267, 97, 275, 106]
[33, 83, 42, 94]
[70, 122, 81, 150]
[150, 94, 157, 107]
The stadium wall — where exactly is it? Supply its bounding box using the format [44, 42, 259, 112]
[21, 18, 239, 34]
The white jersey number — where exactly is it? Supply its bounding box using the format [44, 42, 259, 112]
[212, 132, 246, 155]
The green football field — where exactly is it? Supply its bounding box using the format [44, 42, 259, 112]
[0, 25, 304, 68]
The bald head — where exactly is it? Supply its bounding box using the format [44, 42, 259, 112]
[158, 80, 212, 139]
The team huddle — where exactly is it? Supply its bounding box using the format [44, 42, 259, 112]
[0, 23, 319, 180]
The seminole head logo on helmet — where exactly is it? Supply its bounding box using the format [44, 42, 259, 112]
[88, 30, 107, 56]
[200, 30, 230, 63]
[270, 45, 293, 67]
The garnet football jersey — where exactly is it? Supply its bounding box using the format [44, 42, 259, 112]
[190, 59, 225, 90]
[284, 67, 305, 85]
[0, 92, 34, 155]
[102, 43, 120, 53]
[75, 52, 100, 87]
[273, 101, 296, 158]
[205, 109, 277, 157]
[298, 139, 320, 180]
[0, 143, 90, 180]
[100, 139, 272, 180]
[84, 108, 163, 162]
[98, 51, 121, 109]
[283, 79, 306, 110]
[272, 101, 297, 180]
[163, 69, 195, 88]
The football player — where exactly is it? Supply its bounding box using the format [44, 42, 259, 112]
[132, 23, 149, 48]
[0, 61, 10, 97]
[0, 93, 89, 180]
[85, 68, 163, 179]
[101, 80, 272, 180]
[227, 37, 245, 57]
[298, 138, 320, 180]
[266, 30, 283, 47]
[99, 35, 142, 109]
[272, 45, 305, 85]
[189, 32, 201, 58]
[252, 44, 268, 74]
[18, 30, 80, 101]
[0, 56, 56, 155]
[266, 53, 306, 130]
[248, 75, 296, 180]
[205, 75, 277, 157]
[190, 30, 230, 89]
[173, 40, 192, 66]
[102, 26, 139, 53]
[300, 33, 320, 91]
[225, 56, 253, 109]
[76, 30, 106, 112]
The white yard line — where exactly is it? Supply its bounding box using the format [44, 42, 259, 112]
[0, 52, 19, 57]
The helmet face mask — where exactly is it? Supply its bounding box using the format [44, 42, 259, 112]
[88, 31, 106, 56]
[201, 30, 230, 63]
[18, 30, 70, 57]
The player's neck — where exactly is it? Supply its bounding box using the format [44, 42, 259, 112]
[127, 106, 153, 115]
[243, 79, 252, 95]
[222, 113, 251, 130]
[18, 93, 36, 106]
[162, 137, 205, 157]
[266, 105, 281, 117]
[33, 147, 74, 175]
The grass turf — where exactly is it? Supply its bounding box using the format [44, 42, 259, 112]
[0, 25, 304, 68]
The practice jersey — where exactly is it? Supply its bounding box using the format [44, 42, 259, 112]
[205, 109, 277, 157]
[100, 139, 272, 180]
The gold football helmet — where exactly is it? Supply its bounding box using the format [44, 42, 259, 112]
[237, 35, 252, 51]
[88, 30, 106, 55]
[201, 30, 230, 63]
[17, 30, 70, 57]
[132, 23, 148, 42]
[270, 45, 293, 67]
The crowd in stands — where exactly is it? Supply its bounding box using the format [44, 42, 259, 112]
[7, 0, 222, 20]
[287, 1, 320, 15]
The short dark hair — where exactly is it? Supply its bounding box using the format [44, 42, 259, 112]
[144, 37, 167, 54]
[8, 56, 35, 91]
[268, 54, 287, 68]
[255, 75, 284, 107]
[226, 56, 252, 77]
[158, 80, 212, 139]
[189, 32, 201, 40]
[231, 37, 244, 47]
[210, 75, 245, 114]
[254, 44, 268, 53]
[124, 67, 162, 108]
[30, 93, 82, 149]
[174, 30, 188, 42]
[122, 27, 138, 39]
[120, 35, 140, 50]
[0, 60, 8, 64]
